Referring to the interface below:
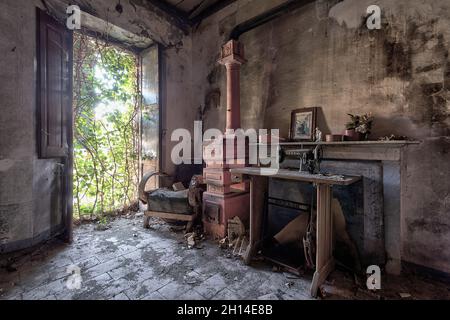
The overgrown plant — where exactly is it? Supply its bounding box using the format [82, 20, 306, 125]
[73, 32, 140, 219]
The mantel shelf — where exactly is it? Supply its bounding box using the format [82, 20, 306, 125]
[247, 140, 421, 147]
[258, 140, 421, 161]
[279, 140, 421, 147]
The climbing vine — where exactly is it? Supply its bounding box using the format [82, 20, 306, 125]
[73, 32, 140, 219]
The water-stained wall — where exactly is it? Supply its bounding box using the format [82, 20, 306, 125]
[192, 0, 450, 274]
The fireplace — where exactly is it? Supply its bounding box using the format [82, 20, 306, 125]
[277, 141, 417, 274]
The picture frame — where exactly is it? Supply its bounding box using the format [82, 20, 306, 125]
[290, 107, 318, 142]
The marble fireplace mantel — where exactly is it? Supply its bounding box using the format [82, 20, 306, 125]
[279, 141, 419, 145]
[270, 140, 421, 275]
[277, 140, 421, 161]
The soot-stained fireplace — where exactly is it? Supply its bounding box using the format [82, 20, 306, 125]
[260, 158, 383, 273]
[272, 144, 409, 274]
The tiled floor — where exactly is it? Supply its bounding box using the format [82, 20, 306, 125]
[0, 216, 449, 300]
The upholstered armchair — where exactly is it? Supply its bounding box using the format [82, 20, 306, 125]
[138, 165, 205, 232]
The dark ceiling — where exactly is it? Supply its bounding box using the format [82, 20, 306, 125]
[146, 0, 237, 25]
[165, 0, 219, 16]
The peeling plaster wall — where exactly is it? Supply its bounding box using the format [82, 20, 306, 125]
[0, 0, 194, 252]
[1, 0, 47, 252]
[192, 0, 450, 273]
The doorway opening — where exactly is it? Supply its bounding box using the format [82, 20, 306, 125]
[72, 32, 143, 221]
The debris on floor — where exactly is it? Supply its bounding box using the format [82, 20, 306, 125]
[186, 233, 196, 248]
[232, 236, 248, 257]
[227, 216, 246, 240]
[185, 230, 205, 249]
[1, 216, 450, 301]
[94, 222, 111, 231]
[285, 282, 294, 289]
[218, 216, 249, 259]
[219, 237, 229, 249]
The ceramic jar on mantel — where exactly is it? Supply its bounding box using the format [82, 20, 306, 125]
[344, 129, 363, 141]
[325, 134, 344, 142]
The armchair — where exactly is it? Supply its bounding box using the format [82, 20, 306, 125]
[138, 168, 205, 232]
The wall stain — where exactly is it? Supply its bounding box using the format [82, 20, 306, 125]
[384, 40, 412, 80]
[207, 66, 221, 85]
[407, 218, 450, 235]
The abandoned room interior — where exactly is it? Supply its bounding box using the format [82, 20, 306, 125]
[1, 0, 450, 303]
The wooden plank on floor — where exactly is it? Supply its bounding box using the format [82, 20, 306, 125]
[145, 211, 194, 221]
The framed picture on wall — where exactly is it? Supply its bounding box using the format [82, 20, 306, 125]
[290, 107, 318, 141]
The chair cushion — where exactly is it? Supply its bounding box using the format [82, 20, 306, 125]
[147, 188, 193, 215]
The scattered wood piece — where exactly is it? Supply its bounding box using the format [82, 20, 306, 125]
[228, 236, 248, 258]
[227, 216, 246, 241]
[232, 237, 241, 256]
[399, 292, 412, 299]
[238, 237, 248, 256]
[145, 211, 194, 222]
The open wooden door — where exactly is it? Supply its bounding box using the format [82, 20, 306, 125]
[140, 45, 162, 189]
[37, 9, 74, 242]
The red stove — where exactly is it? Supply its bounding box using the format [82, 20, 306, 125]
[202, 40, 250, 239]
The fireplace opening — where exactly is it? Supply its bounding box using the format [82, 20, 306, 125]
[261, 178, 363, 275]
[262, 196, 311, 271]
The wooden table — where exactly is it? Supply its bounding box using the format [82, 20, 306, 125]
[230, 167, 361, 297]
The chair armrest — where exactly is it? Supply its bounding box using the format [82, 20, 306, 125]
[138, 171, 170, 204]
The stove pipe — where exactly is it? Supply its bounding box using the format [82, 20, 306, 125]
[218, 40, 246, 130]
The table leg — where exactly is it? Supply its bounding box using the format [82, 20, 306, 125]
[243, 175, 268, 265]
[310, 183, 335, 297]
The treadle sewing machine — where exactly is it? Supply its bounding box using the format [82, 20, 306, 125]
[231, 143, 361, 297]
[279, 144, 322, 174]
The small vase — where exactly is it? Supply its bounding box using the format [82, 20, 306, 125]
[344, 129, 362, 141]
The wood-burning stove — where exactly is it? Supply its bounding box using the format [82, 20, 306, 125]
[202, 40, 250, 239]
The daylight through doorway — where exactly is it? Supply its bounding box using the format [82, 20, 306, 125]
[72, 32, 141, 220]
